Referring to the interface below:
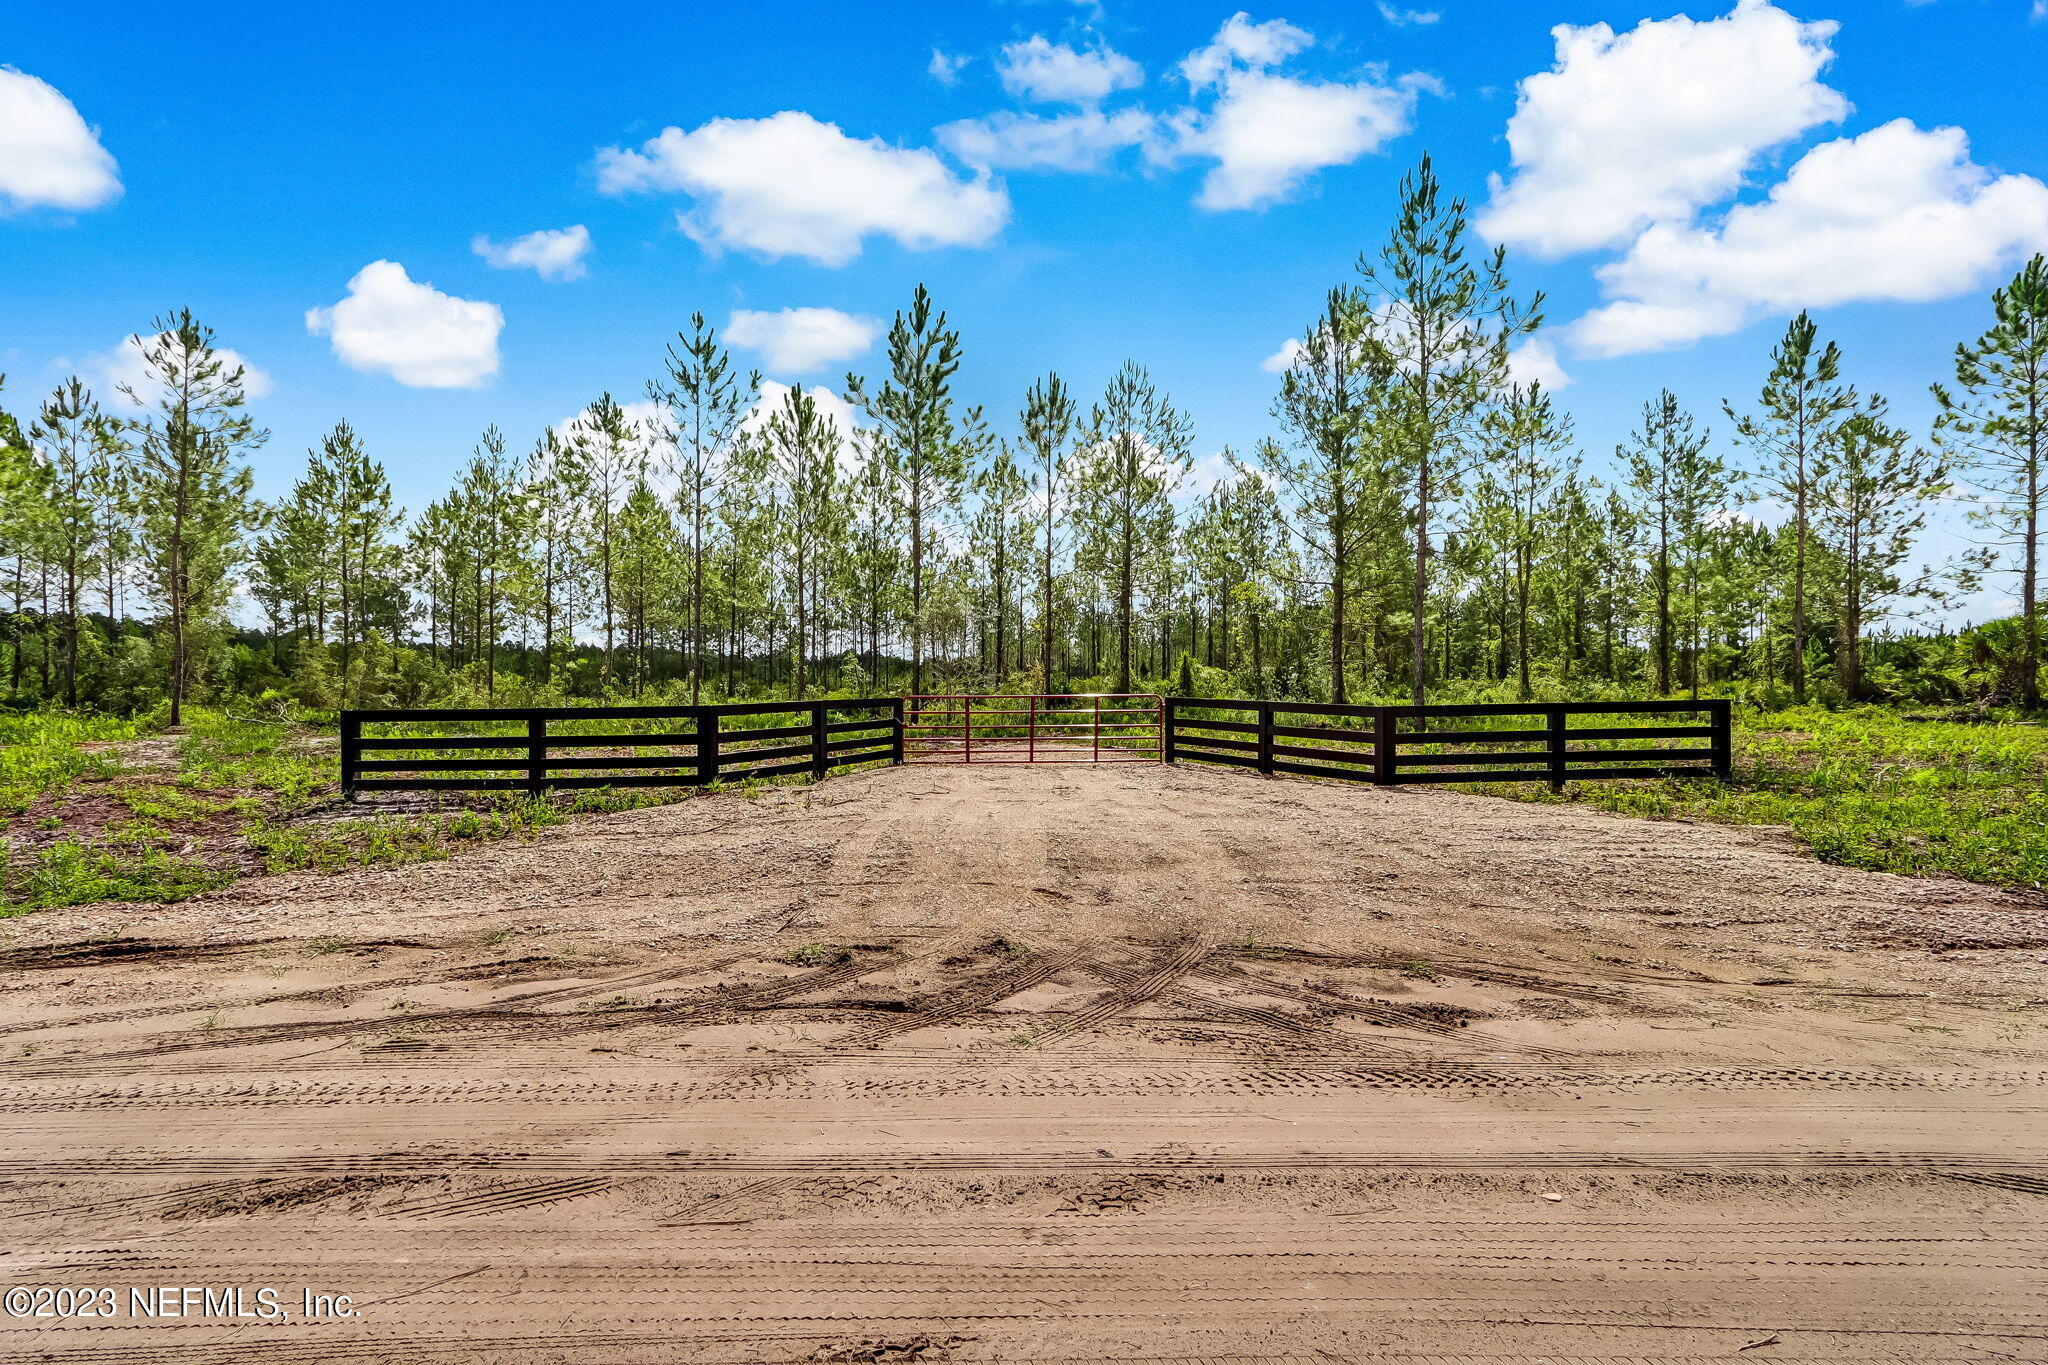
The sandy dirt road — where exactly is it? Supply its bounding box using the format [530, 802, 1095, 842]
[2, 760, 2045, 1364]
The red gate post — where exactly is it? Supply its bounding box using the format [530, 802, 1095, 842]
[1029, 695, 1038, 763]
[1093, 695, 1101, 761]
[964, 696, 972, 763]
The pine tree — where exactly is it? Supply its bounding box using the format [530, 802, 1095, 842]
[655, 314, 755, 703]
[847, 286, 968, 698]
[1817, 401, 1951, 701]
[1935, 254, 2048, 709]
[122, 312, 265, 724]
[571, 396, 646, 694]
[1623, 391, 1709, 696]
[1020, 373, 1078, 690]
[1359, 156, 1540, 704]
[972, 443, 1033, 686]
[28, 379, 125, 706]
[1727, 313, 1854, 705]
[1081, 363, 1191, 693]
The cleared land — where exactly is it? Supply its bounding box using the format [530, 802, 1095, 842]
[2, 760, 2046, 1364]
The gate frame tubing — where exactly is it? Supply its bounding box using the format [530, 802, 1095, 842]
[899, 693, 1164, 766]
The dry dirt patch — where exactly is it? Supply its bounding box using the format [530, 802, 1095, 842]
[1, 762, 2043, 1363]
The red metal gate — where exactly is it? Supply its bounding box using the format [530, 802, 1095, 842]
[902, 694, 1163, 765]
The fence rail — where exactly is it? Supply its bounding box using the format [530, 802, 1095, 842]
[340, 699, 902, 796]
[1164, 697, 1731, 790]
[340, 695, 1731, 797]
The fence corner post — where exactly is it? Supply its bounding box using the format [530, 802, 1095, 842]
[1708, 698, 1733, 781]
[889, 697, 905, 766]
[1162, 696, 1177, 763]
[810, 702, 830, 782]
[339, 711, 361, 801]
[695, 706, 719, 787]
[526, 714, 547, 798]
[1547, 706, 1569, 793]
[1371, 706, 1394, 786]
[1256, 700, 1275, 777]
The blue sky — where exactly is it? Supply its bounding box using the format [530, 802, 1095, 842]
[4, 0, 2047, 616]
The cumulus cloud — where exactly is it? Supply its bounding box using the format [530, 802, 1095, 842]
[742, 380, 862, 473]
[928, 49, 971, 86]
[1173, 65, 1416, 211]
[596, 111, 1008, 266]
[92, 332, 273, 410]
[997, 35, 1143, 105]
[1180, 13, 1314, 89]
[937, 14, 1418, 210]
[555, 398, 672, 466]
[472, 224, 592, 280]
[1259, 337, 1304, 373]
[726, 307, 882, 373]
[0, 67, 121, 213]
[1571, 120, 2048, 356]
[305, 261, 504, 388]
[1507, 337, 1571, 391]
[939, 108, 1157, 172]
[1479, 0, 1849, 258]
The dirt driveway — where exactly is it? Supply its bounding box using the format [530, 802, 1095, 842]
[3, 762, 2045, 1363]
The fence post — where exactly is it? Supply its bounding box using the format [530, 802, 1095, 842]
[526, 714, 547, 798]
[1256, 701, 1275, 777]
[811, 702, 830, 781]
[1547, 705, 1569, 792]
[695, 706, 719, 786]
[1707, 698, 1733, 781]
[340, 711, 361, 801]
[1372, 706, 1394, 786]
[889, 697, 904, 766]
[1162, 697, 1177, 763]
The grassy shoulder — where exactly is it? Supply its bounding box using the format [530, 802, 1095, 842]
[0, 709, 702, 917]
[1469, 705, 2048, 892]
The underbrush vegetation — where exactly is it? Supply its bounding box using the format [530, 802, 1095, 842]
[0, 707, 698, 916]
[1475, 706, 2048, 891]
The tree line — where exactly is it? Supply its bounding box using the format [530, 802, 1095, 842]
[2, 159, 2044, 718]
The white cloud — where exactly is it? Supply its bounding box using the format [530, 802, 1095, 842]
[1571, 120, 2048, 356]
[997, 35, 1143, 105]
[1377, 3, 1440, 25]
[726, 307, 882, 373]
[1180, 13, 1314, 89]
[0, 67, 121, 213]
[1260, 337, 1304, 373]
[596, 111, 1008, 267]
[928, 49, 971, 86]
[1174, 67, 1416, 211]
[92, 331, 273, 411]
[1507, 337, 1571, 391]
[1478, 0, 1849, 258]
[1160, 14, 1417, 210]
[472, 224, 592, 281]
[556, 399, 672, 467]
[939, 108, 1157, 172]
[304, 261, 503, 388]
[743, 381, 862, 473]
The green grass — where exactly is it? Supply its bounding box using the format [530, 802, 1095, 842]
[0, 712, 143, 815]
[0, 706, 709, 916]
[1473, 706, 2048, 891]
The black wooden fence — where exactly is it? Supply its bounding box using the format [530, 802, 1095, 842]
[1164, 697, 1731, 790]
[339, 696, 1730, 796]
[340, 699, 901, 796]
